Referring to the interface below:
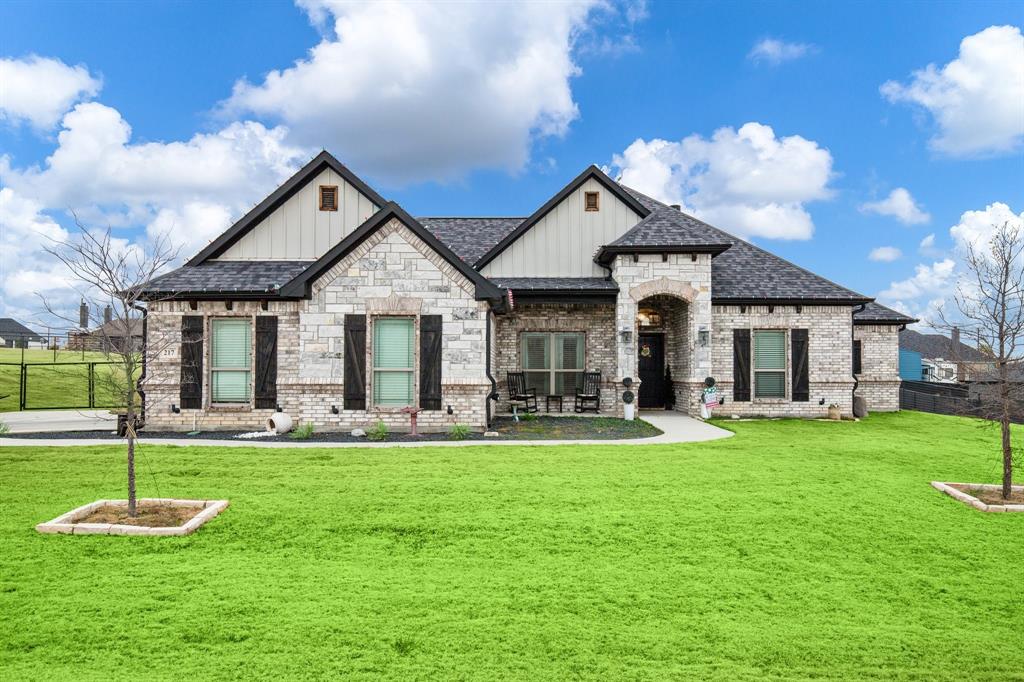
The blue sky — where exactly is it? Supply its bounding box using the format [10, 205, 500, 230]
[1, 0, 1021, 327]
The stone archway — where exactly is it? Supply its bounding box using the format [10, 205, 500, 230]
[629, 277, 698, 303]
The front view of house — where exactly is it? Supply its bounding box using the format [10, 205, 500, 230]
[139, 152, 914, 431]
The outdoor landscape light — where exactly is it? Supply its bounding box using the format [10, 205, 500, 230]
[170, 404, 180, 413]
[331, 405, 339, 414]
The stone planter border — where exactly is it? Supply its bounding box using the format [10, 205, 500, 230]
[931, 482, 1024, 513]
[36, 498, 229, 536]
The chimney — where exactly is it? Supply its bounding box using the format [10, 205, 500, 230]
[103, 305, 112, 325]
[669, 204, 682, 211]
[79, 300, 89, 329]
[951, 327, 960, 353]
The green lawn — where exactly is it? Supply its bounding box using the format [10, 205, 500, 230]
[1, 411, 1021, 680]
[0, 348, 136, 412]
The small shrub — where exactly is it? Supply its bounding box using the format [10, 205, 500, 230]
[289, 422, 315, 440]
[367, 421, 389, 441]
[519, 411, 538, 422]
[448, 423, 470, 440]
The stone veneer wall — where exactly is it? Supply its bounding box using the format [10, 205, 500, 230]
[710, 304, 855, 418]
[853, 324, 901, 412]
[145, 219, 491, 432]
[494, 302, 619, 414]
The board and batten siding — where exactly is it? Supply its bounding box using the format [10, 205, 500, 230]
[216, 168, 379, 260]
[480, 178, 643, 277]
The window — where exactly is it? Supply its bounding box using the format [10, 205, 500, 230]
[211, 319, 251, 403]
[373, 318, 414, 406]
[584, 191, 599, 211]
[853, 340, 862, 375]
[753, 330, 786, 398]
[319, 185, 338, 211]
[521, 332, 584, 395]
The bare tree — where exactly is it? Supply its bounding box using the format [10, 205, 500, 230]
[42, 219, 179, 516]
[938, 221, 1024, 500]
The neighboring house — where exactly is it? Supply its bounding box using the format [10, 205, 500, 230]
[0, 318, 46, 349]
[898, 348, 923, 381]
[139, 152, 915, 431]
[69, 318, 144, 353]
[899, 328, 992, 382]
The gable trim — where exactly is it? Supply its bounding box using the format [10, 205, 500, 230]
[187, 151, 388, 265]
[473, 165, 651, 270]
[278, 202, 504, 301]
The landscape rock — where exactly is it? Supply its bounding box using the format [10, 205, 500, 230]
[351, 428, 366, 437]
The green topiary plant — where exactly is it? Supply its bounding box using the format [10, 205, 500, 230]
[448, 423, 470, 440]
[289, 422, 315, 440]
[366, 420, 389, 441]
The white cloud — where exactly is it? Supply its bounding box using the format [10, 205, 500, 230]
[949, 201, 1024, 254]
[748, 38, 816, 65]
[919, 233, 935, 251]
[859, 187, 930, 224]
[223, 0, 625, 184]
[869, 246, 902, 262]
[146, 202, 234, 258]
[880, 258, 956, 302]
[881, 25, 1024, 157]
[609, 122, 834, 239]
[0, 55, 101, 131]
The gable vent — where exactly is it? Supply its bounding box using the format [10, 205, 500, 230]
[584, 191, 599, 212]
[319, 185, 339, 211]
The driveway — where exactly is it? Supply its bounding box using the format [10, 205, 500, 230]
[1, 409, 115, 434]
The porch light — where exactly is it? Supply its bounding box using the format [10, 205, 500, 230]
[637, 308, 661, 327]
[698, 328, 709, 347]
[619, 329, 633, 344]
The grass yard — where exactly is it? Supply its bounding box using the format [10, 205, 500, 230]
[0, 348, 137, 412]
[1, 411, 1022, 680]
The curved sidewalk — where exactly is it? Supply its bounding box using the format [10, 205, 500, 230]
[0, 411, 732, 448]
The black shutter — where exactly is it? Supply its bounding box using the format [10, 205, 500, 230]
[179, 315, 203, 409]
[419, 315, 442, 410]
[792, 328, 810, 402]
[852, 339, 862, 375]
[733, 328, 751, 402]
[255, 316, 278, 409]
[344, 314, 366, 410]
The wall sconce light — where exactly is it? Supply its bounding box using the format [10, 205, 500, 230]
[170, 404, 181, 414]
[331, 405, 339, 414]
[275, 403, 283, 412]
[188, 300, 198, 311]
[768, 305, 775, 314]
[619, 329, 633, 344]
[818, 397, 826, 406]
[260, 300, 269, 311]
[446, 404, 454, 415]
[698, 330, 710, 347]
[225, 301, 233, 311]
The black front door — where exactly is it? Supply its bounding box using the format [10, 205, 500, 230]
[638, 333, 665, 408]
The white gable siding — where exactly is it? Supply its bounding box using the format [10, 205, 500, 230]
[216, 168, 379, 260]
[481, 178, 642, 277]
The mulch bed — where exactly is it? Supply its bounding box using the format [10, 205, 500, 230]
[950, 484, 1024, 505]
[77, 504, 199, 527]
[1, 416, 663, 443]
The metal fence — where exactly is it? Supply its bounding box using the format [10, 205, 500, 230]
[0, 361, 130, 411]
[899, 386, 970, 417]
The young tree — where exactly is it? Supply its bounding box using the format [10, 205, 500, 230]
[939, 221, 1024, 500]
[43, 221, 179, 516]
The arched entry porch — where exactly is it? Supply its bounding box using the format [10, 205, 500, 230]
[635, 294, 690, 409]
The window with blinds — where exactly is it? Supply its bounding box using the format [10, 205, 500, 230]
[520, 332, 584, 395]
[753, 330, 786, 398]
[211, 319, 251, 403]
[373, 318, 414, 406]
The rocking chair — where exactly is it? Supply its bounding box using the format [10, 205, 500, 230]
[506, 372, 538, 413]
[574, 370, 601, 413]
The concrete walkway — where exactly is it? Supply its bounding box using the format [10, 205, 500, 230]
[1, 409, 115, 434]
[0, 410, 731, 448]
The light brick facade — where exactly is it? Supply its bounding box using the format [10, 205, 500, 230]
[853, 324, 902, 412]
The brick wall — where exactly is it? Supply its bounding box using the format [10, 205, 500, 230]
[710, 304, 855, 418]
[144, 219, 491, 432]
[854, 324, 901, 412]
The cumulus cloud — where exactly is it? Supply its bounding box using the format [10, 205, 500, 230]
[881, 25, 1024, 157]
[609, 122, 834, 239]
[869, 246, 902, 262]
[223, 0, 626, 184]
[949, 201, 1024, 254]
[747, 38, 816, 65]
[0, 55, 102, 131]
[859, 187, 930, 224]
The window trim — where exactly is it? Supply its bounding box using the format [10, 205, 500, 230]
[209, 317, 253, 405]
[752, 329, 787, 400]
[519, 331, 586, 396]
[371, 316, 416, 408]
[584, 191, 600, 212]
[319, 185, 339, 212]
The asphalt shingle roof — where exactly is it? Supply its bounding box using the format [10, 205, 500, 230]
[854, 302, 917, 325]
[899, 329, 988, 361]
[488, 277, 618, 291]
[609, 188, 735, 250]
[0, 318, 43, 342]
[417, 217, 524, 265]
[142, 261, 313, 296]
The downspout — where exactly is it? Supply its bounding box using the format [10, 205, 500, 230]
[851, 303, 866, 412]
[131, 302, 148, 423]
[484, 304, 499, 428]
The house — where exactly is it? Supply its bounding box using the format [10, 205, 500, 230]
[0, 318, 46, 349]
[899, 328, 992, 382]
[68, 306, 144, 353]
[898, 348, 924, 381]
[138, 152, 915, 431]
